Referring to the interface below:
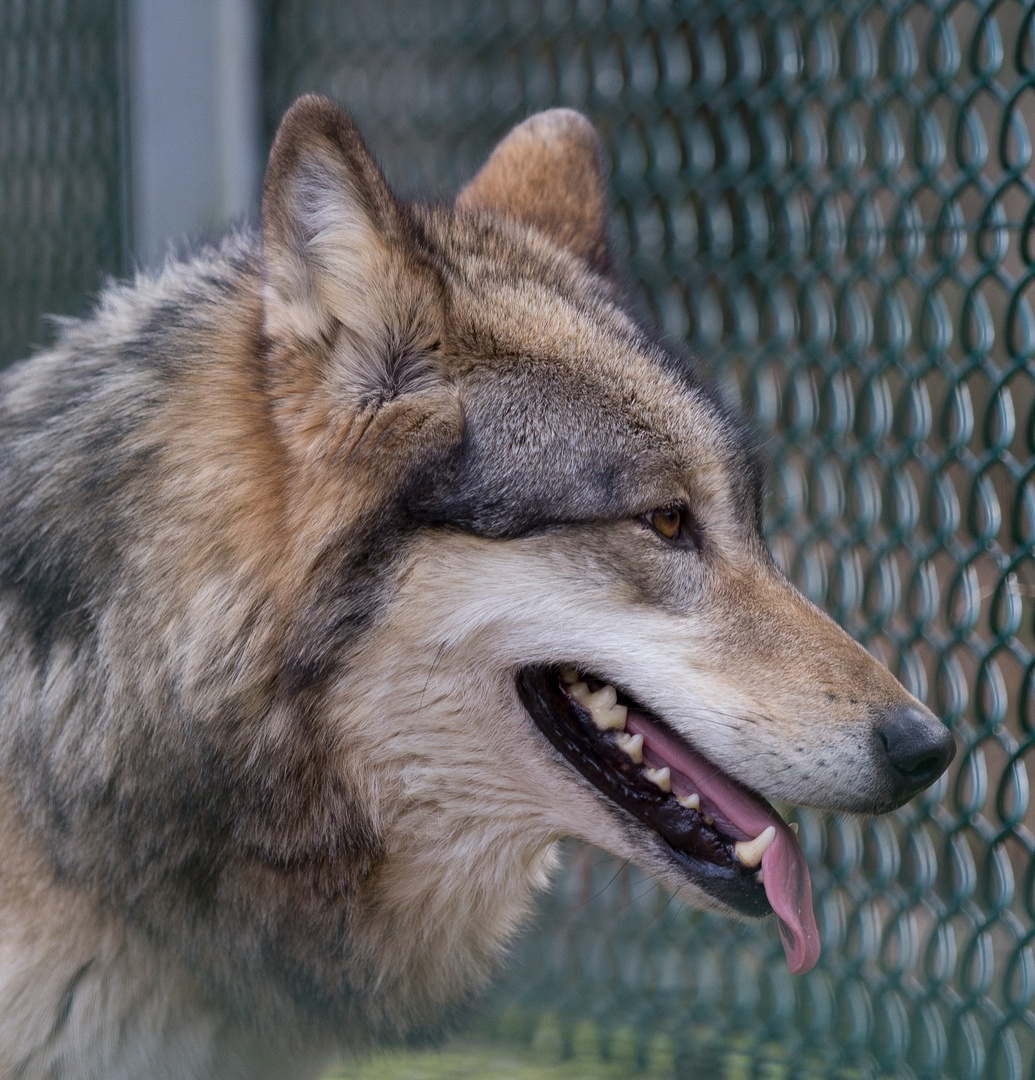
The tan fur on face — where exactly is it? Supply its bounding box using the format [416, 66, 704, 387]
[331, 524, 927, 947]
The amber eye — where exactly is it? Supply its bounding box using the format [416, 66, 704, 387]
[649, 507, 683, 540]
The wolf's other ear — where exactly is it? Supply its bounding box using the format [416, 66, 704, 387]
[262, 95, 442, 397]
[457, 110, 610, 271]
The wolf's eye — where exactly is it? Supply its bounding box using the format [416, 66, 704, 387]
[643, 506, 702, 551]
[649, 507, 683, 540]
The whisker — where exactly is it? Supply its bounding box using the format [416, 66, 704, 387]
[416, 640, 449, 720]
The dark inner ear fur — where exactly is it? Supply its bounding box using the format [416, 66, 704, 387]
[457, 109, 611, 271]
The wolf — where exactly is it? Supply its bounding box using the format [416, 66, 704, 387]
[0, 95, 954, 1079]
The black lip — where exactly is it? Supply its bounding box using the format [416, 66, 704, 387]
[516, 667, 771, 918]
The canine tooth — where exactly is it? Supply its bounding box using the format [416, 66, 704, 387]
[645, 766, 671, 793]
[755, 870, 764, 884]
[615, 732, 643, 763]
[676, 792, 700, 811]
[790, 822, 799, 835]
[560, 667, 579, 685]
[734, 825, 777, 868]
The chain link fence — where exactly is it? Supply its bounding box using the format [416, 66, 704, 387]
[5, 1, 1035, 1076]
[0, 0, 130, 369]
[263, 2, 1035, 1077]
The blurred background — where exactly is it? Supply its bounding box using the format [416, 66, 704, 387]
[5, 1, 1035, 1077]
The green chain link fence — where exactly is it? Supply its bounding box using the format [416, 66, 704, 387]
[262, 2, 1035, 1077]
[0, 0, 130, 369]
[5, 1, 1035, 1077]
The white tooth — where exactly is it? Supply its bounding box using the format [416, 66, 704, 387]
[615, 732, 643, 763]
[734, 825, 777, 868]
[586, 684, 617, 710]
[569, 681, 590, 704]
[593, 703, 627, 731]
[704, 815, 714, 826]
[585, 685, 626, 731]
[755, 870, 764, 884]
[645, 766, 671, 793]
[789, 822, 799, 835]
[676, 792, 700, 811]
[560, 667, 579, 685]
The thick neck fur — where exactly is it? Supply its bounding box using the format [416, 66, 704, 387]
[0, 234, 561, 1073]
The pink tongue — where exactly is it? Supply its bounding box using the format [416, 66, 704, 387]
[626, 715, 820, 975]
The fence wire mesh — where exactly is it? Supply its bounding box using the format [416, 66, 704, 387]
[0, 0, 130, 369]
[263, 2, 1035, 1077]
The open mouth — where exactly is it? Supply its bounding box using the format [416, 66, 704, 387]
[516, 666, 820, 975]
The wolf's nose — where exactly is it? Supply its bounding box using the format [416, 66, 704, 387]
[877, 705, 956, 799]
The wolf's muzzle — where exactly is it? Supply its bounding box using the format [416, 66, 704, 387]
[876, 705, 956, 802]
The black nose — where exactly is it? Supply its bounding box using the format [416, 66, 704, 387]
[877, 705, 956, 801]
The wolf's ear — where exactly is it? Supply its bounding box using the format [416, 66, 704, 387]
[457, 110, 610, 271]
[262, 95, 441, 398]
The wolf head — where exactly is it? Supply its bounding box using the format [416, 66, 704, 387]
[258, 96, 954, 982]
